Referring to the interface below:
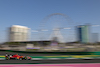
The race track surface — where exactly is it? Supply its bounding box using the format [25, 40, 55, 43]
[0, 51, 100, 64]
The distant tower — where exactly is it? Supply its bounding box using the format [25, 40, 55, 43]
[76, 25, 90, 43]
[8, 25, 30, 42]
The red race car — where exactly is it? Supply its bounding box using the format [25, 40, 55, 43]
[5, 54, 31, 60]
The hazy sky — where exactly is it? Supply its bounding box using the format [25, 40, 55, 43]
[0, 0, 100, 42]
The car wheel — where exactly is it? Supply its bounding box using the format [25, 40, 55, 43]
[25, 57, 27, 60]
[15, 57, 18, 60]
[19, 58, 22, 60]
[6, 57, 9, 60]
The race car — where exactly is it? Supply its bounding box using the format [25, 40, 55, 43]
[5, 54, 31, 60]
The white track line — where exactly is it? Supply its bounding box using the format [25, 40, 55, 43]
[47, 58, 61, 60]
[82, 57, 94, 59]
[0, 58, 5, 60]
[31, 58, 43, 60]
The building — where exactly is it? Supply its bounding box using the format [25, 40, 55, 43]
[8, 25, 30, 42]
[91, 33, 99, 43]
[76, 25, 90, 43]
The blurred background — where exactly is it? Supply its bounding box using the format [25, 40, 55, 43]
[0, 0, 100, 52]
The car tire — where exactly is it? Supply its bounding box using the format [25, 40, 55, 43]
[6, 57, 9, 60]
[15, 57, 18, 60]
[25, 57, 27, 60]
[19, 58, 22, 60]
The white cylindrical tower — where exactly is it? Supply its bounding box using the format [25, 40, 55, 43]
[8, 25, 29, 42]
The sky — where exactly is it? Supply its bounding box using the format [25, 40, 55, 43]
[0, 0, 100, 42]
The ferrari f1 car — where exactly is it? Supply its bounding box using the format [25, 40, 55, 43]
[5, 54, 31, 60]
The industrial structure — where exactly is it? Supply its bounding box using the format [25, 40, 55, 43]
[8, 25, 29, 42]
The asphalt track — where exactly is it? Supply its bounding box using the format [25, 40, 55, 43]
[0, 51, 100, 64]
[0, 59, 100, 64]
